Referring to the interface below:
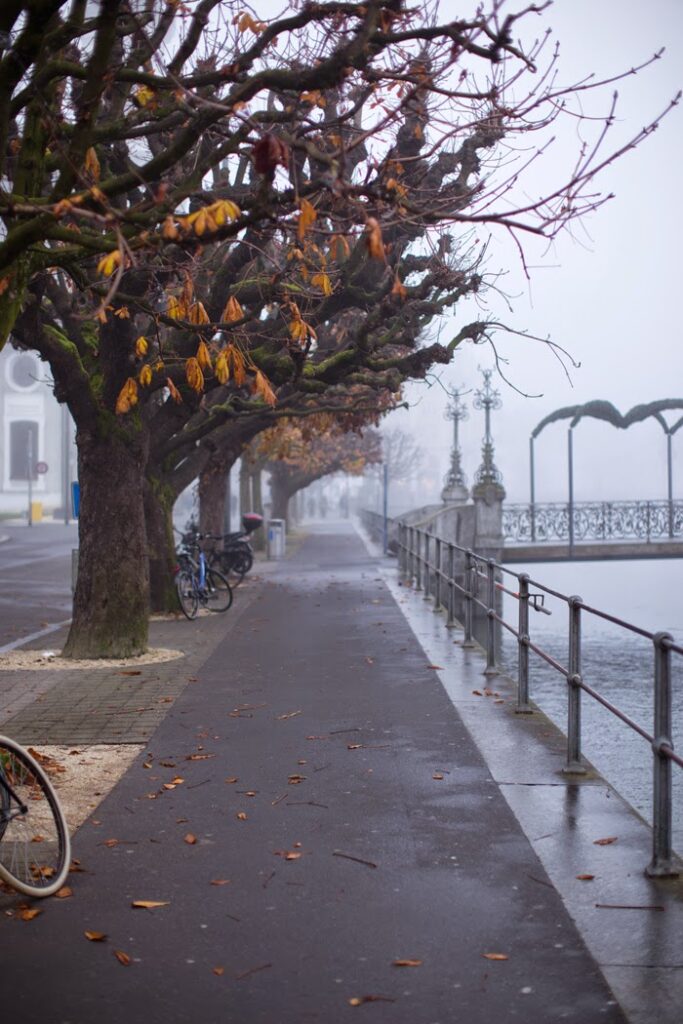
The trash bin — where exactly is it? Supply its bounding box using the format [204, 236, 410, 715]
[267, 519, 286, 560]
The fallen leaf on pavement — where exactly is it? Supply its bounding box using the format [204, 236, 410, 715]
[85, 930, 107, 941]
[210, 879, 231, 886]
[472, 690, 483, 696]
[55, 886, 73, 899]
[433, 773, 444, 780]
[273, 850, 301, 860]
[184, 833, 197, 845]
[393, 958, 422, 967]
[225, 777, 239, 784]
[20, 908, 42, 921]
[103, 839, 119, 848]
[131, 900, 170, 909]
[236, 812, 248, 821]
[212, 967, 225, 976]
[186, 753, 215, 761]
[347, 744, 362, 750]
[348, 995, 395, 1006]
[576, 874, 595, 881]
[593, 837, 618, 846]
[288, 775, 306, 784]
[277, 711, 302, 720]
[427, 665, 443, 670]
[482, 952, 508, 961]
[114, 950, 132, 966]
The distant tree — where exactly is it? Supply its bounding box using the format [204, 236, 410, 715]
[259, 418, 383, 524]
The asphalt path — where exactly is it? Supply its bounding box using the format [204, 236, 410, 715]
[0, 524, 625, 1023]
[0, 522, 76, 648]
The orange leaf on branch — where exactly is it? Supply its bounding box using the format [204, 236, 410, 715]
[185, 357, 204, 393]
[115, 377, 139, 415]
[365, 218, 385, 261]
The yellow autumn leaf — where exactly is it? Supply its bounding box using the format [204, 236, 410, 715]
[211, 199, 241, 225]
[166, 377, 182, 404]
[139, 364, 153, 387]
[135, 84, 156, 107]
[113, 950, 132, 966]
[236, 12, 266, 33]
[84, 147, 100, 181]
[365, 217, 385, 261]
[330, 234, 351, 262]
[167, 295, 186, 320]
[227, 344, 246, 386]
[96, 249, 123, 277]
[215, 350, 229, 384]
[196, 339, 212, 371]
[135, 336, 148, 357]
[221, 295, 244, 323]
[188, 301, 210, 325]
[131, 900, 170, 909]
[185, 357, 204, 393]
[393, 959, 422, 967]
[253, 369, 277, 407]
[297, 198, 317, 241]
[114, 306, 130, 319]
[115, 377, 139, 415]
[311, 272, 333, 297]
[482, 952, 509, 961]
[162, 215, 180, 240]
[84, 930, 107, 941]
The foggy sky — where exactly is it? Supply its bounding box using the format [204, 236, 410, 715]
[386, 0, 683, 507]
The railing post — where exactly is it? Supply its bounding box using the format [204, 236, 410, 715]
[484, 558, 498, 676]
[433, 537, 442, 611]
[647, 632, 679, 877]
[563, 595, 586, 774]
[446, 543, 456, 629]
[415, 530, 422, 591]
[516, 573, 533, 713]
[423, 533, 431, 601]
[463, 551, 475, 647]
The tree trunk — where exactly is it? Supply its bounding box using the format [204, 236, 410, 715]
[62, 425, 149, 658]
[198, 457, 229, 537]
[239, 459, 251, 516]
[269, 465, 294, 524]
[250, 468, 265, 550]
[144, 476, 177, 615]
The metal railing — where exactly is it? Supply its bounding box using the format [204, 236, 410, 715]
[397, 521, 683, 878]
[504, 499, 683, 545]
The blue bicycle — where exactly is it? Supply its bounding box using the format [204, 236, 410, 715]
[175, 531, 233, 620]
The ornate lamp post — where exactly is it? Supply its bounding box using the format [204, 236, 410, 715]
[473, 368, 503, 487]
[441, 390, 469, 504]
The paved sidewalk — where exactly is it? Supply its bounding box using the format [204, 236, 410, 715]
[0, 525, 678, 1022]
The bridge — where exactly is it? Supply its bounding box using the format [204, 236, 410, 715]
[502, 498, 683, 562]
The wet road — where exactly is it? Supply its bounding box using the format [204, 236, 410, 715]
[0, 524, 627, 1023]
[0, 522, 76, 648]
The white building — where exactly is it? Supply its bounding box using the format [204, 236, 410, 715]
[0, 345, 76, 518]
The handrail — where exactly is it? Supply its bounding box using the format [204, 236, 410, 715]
[396, 521, 682, 878]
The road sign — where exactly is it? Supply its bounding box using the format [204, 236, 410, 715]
[35, 461, 48, 474]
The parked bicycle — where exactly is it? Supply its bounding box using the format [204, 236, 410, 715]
[175, 530, 233, 620]
[204, 512, 264, 585]
[0, 734, 71, 897]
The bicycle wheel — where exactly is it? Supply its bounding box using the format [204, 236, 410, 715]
[176, 570, 198, 620]
[204, 569, 233, 612]
[221, 544, 253, 585]
[0, 736, 71, 898]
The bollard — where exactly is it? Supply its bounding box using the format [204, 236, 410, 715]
[563, 596, 586, 774]
[484, 559, 498, 676]
[516, 573, 533, 713]
[647, 632, 679, 877]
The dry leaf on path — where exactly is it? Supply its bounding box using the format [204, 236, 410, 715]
[210, 879, 231, 886]
[20, 908, 42, 921]
[482, 952, 508, 961]
[393, 958, 422, 967]
[433, 773, 444, 780]
[212, 967, 225, 976]
[184, 833, 197, 845]
[131, 900, 170, 909]
[236, 812, 248, 821]
[576, 874, 595, 881]
[55, 886, 73, 899]
[84, 930, 107, 941]
[593, 837, 618, 846]
[349, 995, 395, 1006]
[114, 950, 132, 966]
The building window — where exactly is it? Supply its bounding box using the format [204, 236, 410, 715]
[6, 352, 41, 392]
[10, 421, 39, 480]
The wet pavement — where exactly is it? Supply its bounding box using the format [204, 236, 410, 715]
[1, 523, 681, 1023]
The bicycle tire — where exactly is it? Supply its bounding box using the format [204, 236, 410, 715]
[0, 736, 71, 898]
[176, 570, 198, 620]
[220, 544, 253, 584]
[203, 569, 233, 612]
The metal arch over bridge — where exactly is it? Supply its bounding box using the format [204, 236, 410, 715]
[502, 398, 683, 561]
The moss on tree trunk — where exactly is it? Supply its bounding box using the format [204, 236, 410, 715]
[145, 477, 178, 615]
